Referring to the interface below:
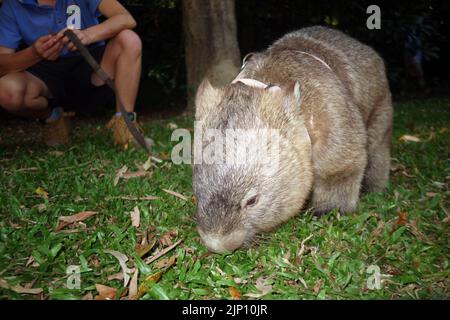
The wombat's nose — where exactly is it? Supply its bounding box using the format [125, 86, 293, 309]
[198, 229, 247, 254]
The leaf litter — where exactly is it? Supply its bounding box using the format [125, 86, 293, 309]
[54, 211, 98, 232]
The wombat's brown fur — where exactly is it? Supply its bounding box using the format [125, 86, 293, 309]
[193, 26, 392, 253]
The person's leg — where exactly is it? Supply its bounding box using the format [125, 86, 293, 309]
[0, 71, 74, 146]
[0, 71, 52, 118]
[91, 29, 142, 113]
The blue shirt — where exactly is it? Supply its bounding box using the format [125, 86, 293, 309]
[0, 0, 103, 57]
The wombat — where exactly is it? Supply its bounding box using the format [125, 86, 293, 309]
[193, 26, 392, 253]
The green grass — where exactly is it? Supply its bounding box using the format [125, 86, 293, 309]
[0, 98, 449, 300]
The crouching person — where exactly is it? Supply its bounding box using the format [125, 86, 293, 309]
[0, 0, 143, 147]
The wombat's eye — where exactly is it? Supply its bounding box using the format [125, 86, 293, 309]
[244, 195, 259, 208]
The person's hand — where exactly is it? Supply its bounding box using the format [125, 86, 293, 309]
[31, 33, 65, 61]
[59, 28, 93, 52]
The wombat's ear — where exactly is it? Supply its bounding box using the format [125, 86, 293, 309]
[241, 52, 255, 69]
[195, 78, 223, 120]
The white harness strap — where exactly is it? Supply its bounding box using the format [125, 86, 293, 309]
[232, 78, 282, 92]
[297, 51, 332, 71]
[232, 78, 268, 88]
[232, 51, 331, 90]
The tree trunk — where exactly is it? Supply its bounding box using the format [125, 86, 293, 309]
[182, 0, 241, 112]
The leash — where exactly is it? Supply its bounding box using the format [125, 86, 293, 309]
[63, 29, 150, 153]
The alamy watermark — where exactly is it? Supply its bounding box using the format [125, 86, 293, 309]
[366, 5, 381, 30]
[170, 121, 281, 173]
[366, 265, 382, 290]
[66, 265, 81, 290]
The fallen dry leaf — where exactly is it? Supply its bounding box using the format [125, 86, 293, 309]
[229, 287, 242, 300]
[244, 276, 272, 298]
[162, 189, 188, 201]
[136, 271, 164, 299]
[74, 195, 84, 202]
[104, 250, 134, 287]
[390, 162, 406, 172]
[82, 292, 94, 300]
[107, 195, 160, 201]
[13, 286, 43, 295]
[142, 156, 153, 171]
[151, 156, 163, 163]
[167, 122, 178, 130]
[9, 221, 21, 229]
[89, 255, 101, 269]
[25, 256, 35, 268]
[114, 165, 128, 186]
[35, 187, 48, 199]
[371, 220, 386, 238]
[107, 272, 124, 282]
[295, 234, 313, 266]
[143, 271, 163, 283]
[0, 278, 43, 295]
[34, 203, 47, 213]
[197, 252, 213, 260]
[298, 277, 308, 289]
[58, 229, 84, 234]
[283, 250, 292, 264]
[135, 239, 157, 258]
[399, 134, 421, 142]
[432, 181, 446, 189]
[16, 167, 39, 172]
[426, 192, 437, 198]
[55, 211, 98, 232]
[215, 266, 226, 277]
[134, 160, 147, 172]
[159, 152, 171, 161]
[144, 239, 183, 265]
[159, 229, 179, 247]
[401, 170, 415, 178]
[154, 254, 177, 269]
[395, 212, 408, 227]
[313, 279, 324, 294]
[131, 206, 140, 228]
[233, 278, 248, 285]
[255, 276, 272, 294]
[128, 269, 139, 300]
[140, 230, 149, 246]
[123, 171, 150, 180]
[406, 220, 433, 245]
[95, 284, 117, 300]
[49, 150, 64, 157]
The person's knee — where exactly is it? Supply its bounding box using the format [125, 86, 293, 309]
[116, 29, 142, 57]
[0, 78, 25, 111]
